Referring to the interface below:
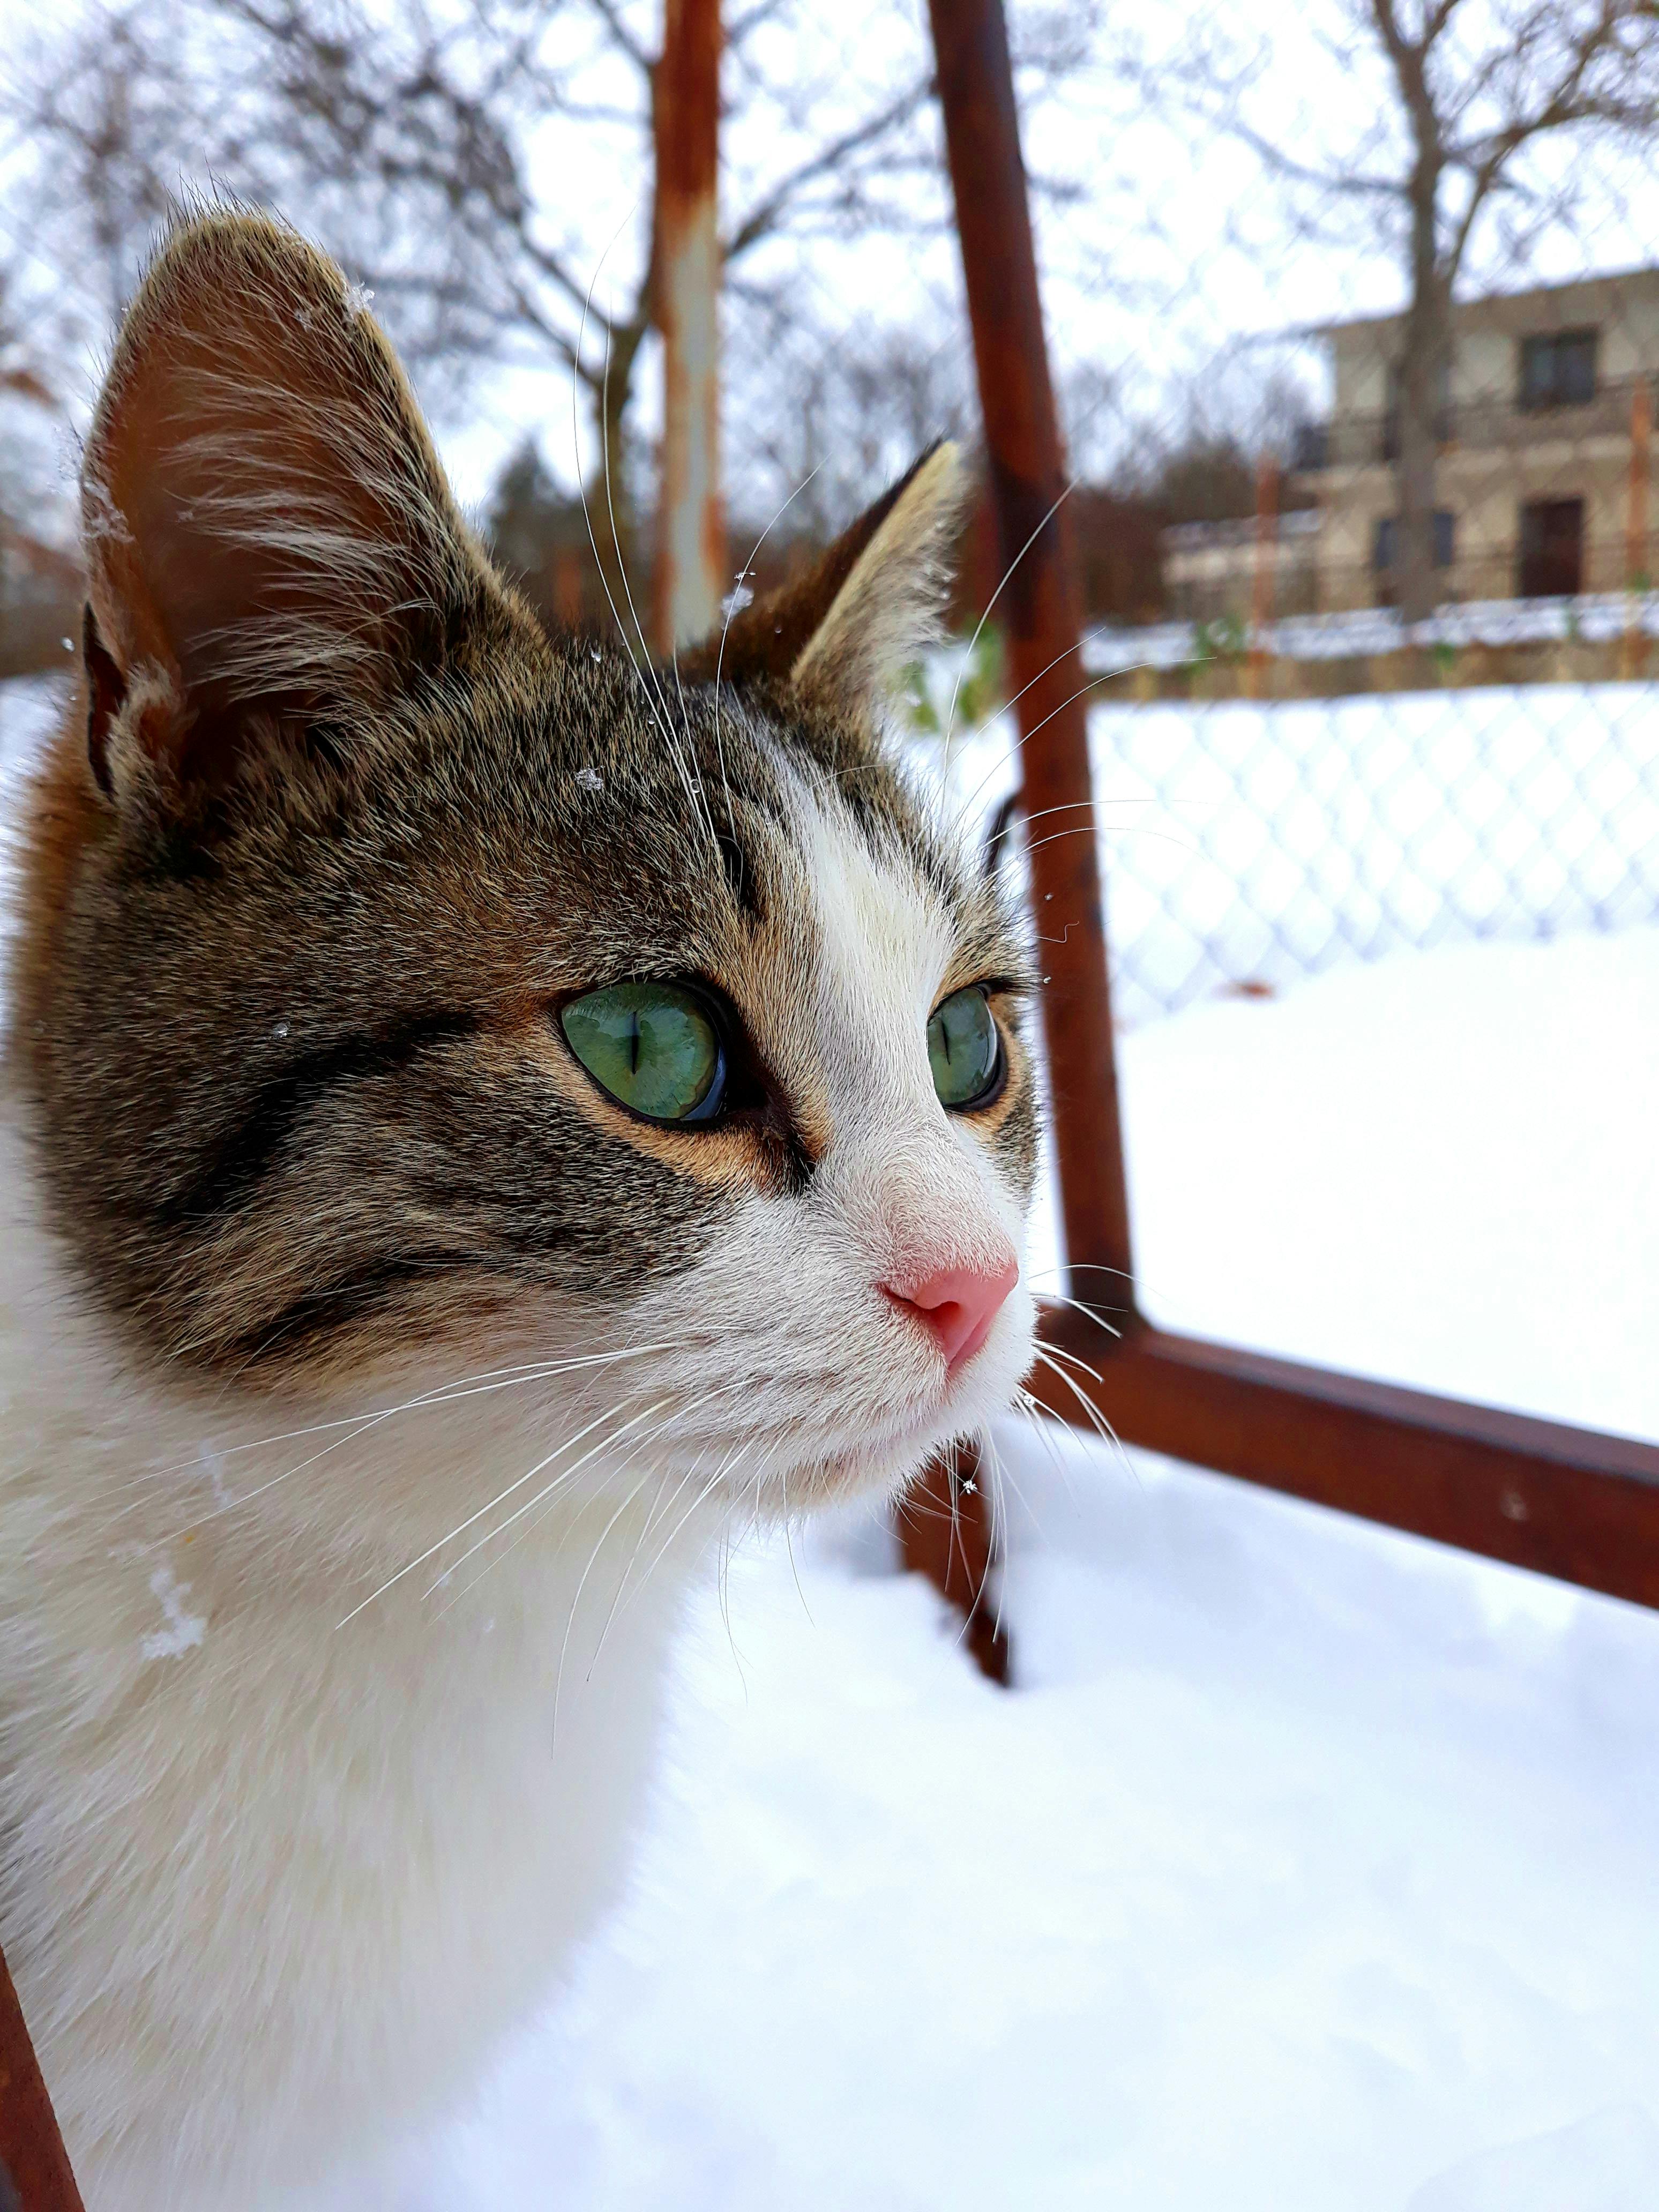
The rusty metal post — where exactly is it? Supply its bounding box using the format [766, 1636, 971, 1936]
[898, 1441, 1011, 1684]
[0, 1942, 84, 2211]
[928, 0, 1133, 1305]
[929, 0, 1659, 1643]
[652, 0, 726, 654]
[1246, 451, 1280, 698]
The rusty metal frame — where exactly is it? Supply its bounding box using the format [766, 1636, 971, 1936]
[928, 0, 1659, 1605]
[0, 1946, 82, 2210]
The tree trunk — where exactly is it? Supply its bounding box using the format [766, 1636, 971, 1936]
[1395, 147, 1450, 627]
[651, 0, 726, 656]
[584, 325, 648, 636]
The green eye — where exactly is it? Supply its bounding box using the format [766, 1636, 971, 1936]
[561, 981, 726, 1124]
[928, 986, 1003, 1111]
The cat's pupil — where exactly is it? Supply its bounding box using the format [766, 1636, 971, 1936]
[561, 982, 724, 1124]
[928, 988, 1000, 1111]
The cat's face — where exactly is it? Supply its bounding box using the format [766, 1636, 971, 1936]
[11, 212, 1037, 1513]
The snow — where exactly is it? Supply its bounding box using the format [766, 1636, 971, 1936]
[1113, 926, 1659, 1438]
[138, 1561, 208, 1661]
[406, 1425, 1659, 2211]
[4, 667, 1657, 2206]
[1087, 587, 1659, 672]
[395, 921, 1659, 2211]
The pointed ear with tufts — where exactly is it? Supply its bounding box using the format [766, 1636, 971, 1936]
[679, 443, 970, 722]
[80, 208, 498, 803]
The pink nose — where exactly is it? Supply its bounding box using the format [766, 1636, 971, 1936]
[883, 1259, 1020, 1372]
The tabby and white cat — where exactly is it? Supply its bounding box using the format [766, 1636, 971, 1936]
[0, 212, 1037, 2209]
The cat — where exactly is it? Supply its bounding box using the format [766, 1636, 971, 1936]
[0, 208, 1037, 2210]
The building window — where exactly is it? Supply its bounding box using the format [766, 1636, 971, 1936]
[1373, 511, 1455, 572]
[1519, 330, 1598, 410]
[1518, 497, 1585, 599]
[1292, 420, 1328, 473]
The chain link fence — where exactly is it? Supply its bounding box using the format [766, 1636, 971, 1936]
[934, 666, 1659, 1030]
[1088, 686, 1657, 1027]
[899, 2, 1659, 1033]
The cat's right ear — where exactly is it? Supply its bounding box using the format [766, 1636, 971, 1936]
[679, 444, 969, 725]
[80, 207, 495, 807]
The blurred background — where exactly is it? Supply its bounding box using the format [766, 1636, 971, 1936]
[4, 2, 1659, 2206]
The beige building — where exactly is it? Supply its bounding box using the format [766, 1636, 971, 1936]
[1298, 268, 1659, 612]
[1161, 509, 1321, 626]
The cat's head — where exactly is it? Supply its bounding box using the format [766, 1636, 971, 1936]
[11, 211, 1037, 1511]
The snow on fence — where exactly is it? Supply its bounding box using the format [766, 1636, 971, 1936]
[1086, 590, 1659, 674]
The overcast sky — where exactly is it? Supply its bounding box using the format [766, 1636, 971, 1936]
[4, 0, 1656, 521]
[393, 0, 1659, 516]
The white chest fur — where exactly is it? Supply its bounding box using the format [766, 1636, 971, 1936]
[0, 1111, 702, 2212]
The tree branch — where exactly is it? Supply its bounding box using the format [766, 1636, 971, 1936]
[723, 75, 936, 262]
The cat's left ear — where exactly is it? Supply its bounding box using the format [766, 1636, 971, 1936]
[80, 207, 500, 801]
[681, 443, 969, 721]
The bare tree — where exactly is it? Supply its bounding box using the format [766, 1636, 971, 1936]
[1150, 2, 1659, 622]
[3, 0, 1098, 601]
[0, 253, 80, 678]
[1103, 354, 1320, 520]
[729, 301, 975, 543]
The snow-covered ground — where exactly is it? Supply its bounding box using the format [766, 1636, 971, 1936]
[1114, 926, 1659, 1439]
[407, 1456, 1659, 2212]
[5, 670, 1657, 2207]
[1086, 586, 1659, 672]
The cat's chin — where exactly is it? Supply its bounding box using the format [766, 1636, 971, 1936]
[743, 1318, 1040, 1513]
[737, 1361, 1035, 1514]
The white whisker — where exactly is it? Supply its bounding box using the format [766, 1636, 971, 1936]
[335, 1390, 676, 1628]
[112, 1344, 683, 1515]
[713, 464, 825, 836]
[1029, 1344, 1137, 1485]
[941, 476, 1079, 778]
[430, 1381, 741, 1611]
[569, 207, 696, 797]
[550, 1467, 663, 1740]
[944, 651, 1150, 840]
[603, 1434, 759, 1655]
